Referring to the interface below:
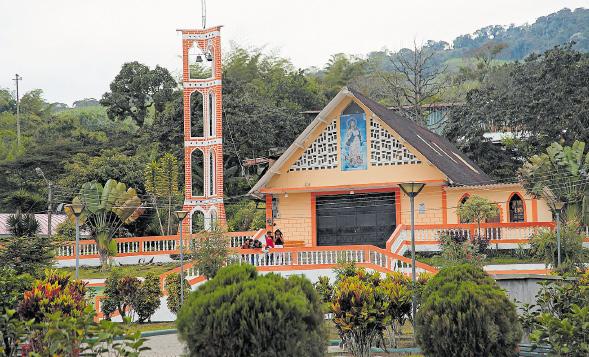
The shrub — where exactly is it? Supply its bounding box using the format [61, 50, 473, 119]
[101, 270, 141, 320]
[177, 264, 326, 356]
[529, 221, 587, 274]
[313, 276, 333, 306]
[226, 200, 265, 231]
[6, 212, 40, 238]
[0, 235, 55, 275]
[164, 273, 191, 315]
[415, 264, 522, 357]
[457, 195, 499, 238]
[439, 233, 484, 266]
[134, 273, 163, 323]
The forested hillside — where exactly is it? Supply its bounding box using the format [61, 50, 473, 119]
[0, 7, 587, 236]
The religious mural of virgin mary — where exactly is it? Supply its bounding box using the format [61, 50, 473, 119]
[340, 112, 367, 171]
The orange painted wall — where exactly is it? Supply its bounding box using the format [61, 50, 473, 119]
[272, 193, 313, 246]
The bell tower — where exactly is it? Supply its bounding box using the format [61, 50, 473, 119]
[178, 26, 225, 232]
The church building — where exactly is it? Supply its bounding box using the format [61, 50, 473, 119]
[249, 88, 554, 252]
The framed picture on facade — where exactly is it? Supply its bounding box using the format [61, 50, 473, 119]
[340, 111, 368, 171]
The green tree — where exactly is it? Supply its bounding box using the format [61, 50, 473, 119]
[225, 200, 265, 232]
[192, 229, 229, 279]
[133, 273, 162, 323]
[144, 153, 181, 235]
[177, 264, 326, 357]
[415, 264, 522, 357]
[457, 195, 499, 238]
[520, 140, 589, 224]
[5, 211, 40, 237]
[529, 221, 587, 273]
[0, 236, 54, 275]
[164, 273, 190, 315]
[446, 45, 589, 180]
[100, 62, 176, 126]
[101, 270, 141, 320]
[65, 179, 144, 268]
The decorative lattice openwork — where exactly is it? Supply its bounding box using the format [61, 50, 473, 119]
[370, 119, 420, 166]
[290, 120, 338, 171]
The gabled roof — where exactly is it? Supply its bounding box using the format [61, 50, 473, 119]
[249, 88, 492, 195]
[348, 88, 492, 186]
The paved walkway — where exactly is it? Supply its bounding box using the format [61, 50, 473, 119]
[142, 333, 185, 356]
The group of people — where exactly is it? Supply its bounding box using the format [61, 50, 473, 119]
[240, 229, 285, 250]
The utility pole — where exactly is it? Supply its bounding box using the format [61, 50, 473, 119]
[35, 167, 52, 240]
[13, 74, 22, 147]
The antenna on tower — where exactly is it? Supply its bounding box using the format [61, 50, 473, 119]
[201, 0, 207, 29]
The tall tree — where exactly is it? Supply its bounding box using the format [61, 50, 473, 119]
[382, 42, 449, 125]
[144, 153, 181, 235]
[100, 62, 176, 126]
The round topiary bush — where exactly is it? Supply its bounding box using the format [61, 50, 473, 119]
[176, 264, 326, 356]
[415, 264, 522, 357]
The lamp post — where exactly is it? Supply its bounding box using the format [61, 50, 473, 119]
[554, 201, 565, 267]
[67, 202, 84, 279]
[175, 210, 189, 305]
[399, 182, 426, 322]
[35, 168, 53, 240]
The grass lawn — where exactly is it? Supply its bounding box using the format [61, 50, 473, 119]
[58, 262, 179, 279]
[418, 253, 544, 268]
[129, 321, 176, 333]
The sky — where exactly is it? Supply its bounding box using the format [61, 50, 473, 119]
[0, 0, 587, 105]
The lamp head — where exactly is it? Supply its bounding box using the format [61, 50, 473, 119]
[399, 182, 426, 197]
[554, 201, 565, 211]
[35, 167, 43, 176]
[175, 210, 189, 221]
[71, 202, 84, 216]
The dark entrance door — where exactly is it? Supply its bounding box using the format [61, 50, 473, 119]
[316, 192, 396, 248]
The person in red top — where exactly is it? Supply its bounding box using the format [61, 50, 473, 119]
[265, 231, 275, 249]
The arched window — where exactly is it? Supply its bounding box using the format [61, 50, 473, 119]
[209, 209, 218, 230]
[190, 90, 204, 138]
[191, 149, 204, 197]
[459, 194, 469, 223]
[208, 91, 215, 137]
[509, 194, 525, 222]
[192, 210, 205, 233]
[208, 150, 215, 196]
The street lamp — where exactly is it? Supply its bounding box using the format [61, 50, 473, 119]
[35, 167, 53, 240]
[554, 201, 565, 267]
[66, 202, 84, 279]
[399, 182, 426, 322]
[175, 210, 189, 305]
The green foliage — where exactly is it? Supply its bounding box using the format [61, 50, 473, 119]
[439, 233, 485, 266]
[0, 235, 54, 275]
[225, 200, 265, 231]
[177, 264, 326, 357]
[66, 179, 144, 267]
[0, 268, 33, 311]
[330, 269, 390, 357]
[17, 269, 87, 323]
[5, 211, 40, 237]
[520, 140, 589, 224]
[102, 270, 161, 322]
[457, 195, 499, 237]
[529, 221, 587, 273]
[143, 153, 181, 236]
[100, 62, 176, 126]
[133, 273, 162, 323]
[447, 45, 589, 180]
[54, 219, 76, 241]
[164, 273, 191, 315]
[102, 269, 141, 320]
[0, 309, 32, 357]
[191, 229, 230, 279]
[313, 276, 333, 306]
[416, 264, 522, 357]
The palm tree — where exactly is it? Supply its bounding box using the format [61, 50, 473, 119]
[65, 179, 144, 269]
